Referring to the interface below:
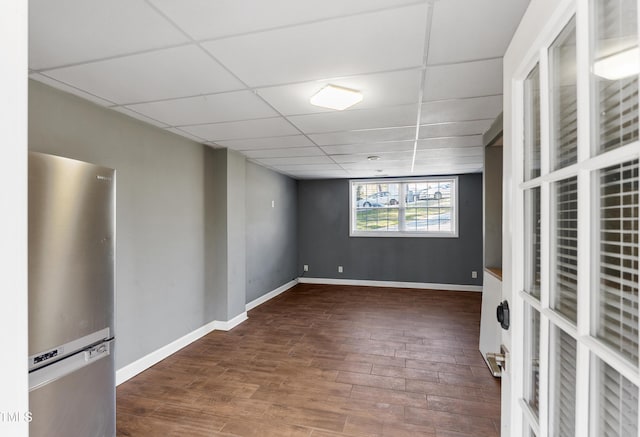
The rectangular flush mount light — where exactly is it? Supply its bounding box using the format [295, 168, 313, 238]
[310, 84, 363, 110]
[593, 46, 640, 80]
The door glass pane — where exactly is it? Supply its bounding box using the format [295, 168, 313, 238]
[549, 327, 577, 437]
[592, 0, 639, 154]
[525, 187, 542, 298]
[550, 17, 578, 170]
[592, 357, 638, 436]
[552, 177, 578, 322]
[525, 305, 541, 417]
[525, 64, 542, 180]
[594, 159, 639, 364]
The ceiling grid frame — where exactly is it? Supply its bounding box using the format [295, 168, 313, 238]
[28, 0, 531, 178]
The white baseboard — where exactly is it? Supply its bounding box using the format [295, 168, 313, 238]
[297, 277, 482, 292]
[115, 311, 247, 386]
[245, 279, 298, 311]
[214, 311, 247, 331]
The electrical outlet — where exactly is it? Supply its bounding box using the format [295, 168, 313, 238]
[271, 200, 275, 208]
[303, 264, 309, 272]
[471, 270, 478, 279]
[338, 266, 343, 273]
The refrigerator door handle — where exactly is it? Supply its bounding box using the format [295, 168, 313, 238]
[29, 341, 112, 392]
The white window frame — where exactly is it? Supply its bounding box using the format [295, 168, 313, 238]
[349, 177, 459, 238]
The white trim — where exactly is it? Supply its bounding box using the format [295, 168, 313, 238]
[214, 311, 248, 332]
[245, 279, 298, 311]
[115, 311, 248, 386]
[116, 319, 218, 385]
[298, 276, 482, 292]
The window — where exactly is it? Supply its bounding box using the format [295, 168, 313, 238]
[349, 177, 458, 237]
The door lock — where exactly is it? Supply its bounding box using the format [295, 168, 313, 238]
[497, 300, 510, 330]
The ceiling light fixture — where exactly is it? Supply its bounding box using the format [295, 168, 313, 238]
[310, 85, 363, 110]
[593, 46, 640, 80]
[367, 155, 380, 161]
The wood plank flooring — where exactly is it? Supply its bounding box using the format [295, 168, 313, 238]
[117, 283, 501, 437]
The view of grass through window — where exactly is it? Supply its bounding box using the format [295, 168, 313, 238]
[351, 178, 456, 236]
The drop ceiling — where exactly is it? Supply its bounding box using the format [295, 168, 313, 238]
[29, 0, 530, 179]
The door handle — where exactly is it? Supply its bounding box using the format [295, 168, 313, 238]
[496, 300, 510, 330]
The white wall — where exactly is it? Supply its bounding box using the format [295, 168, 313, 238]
[0, 1, 29, 436]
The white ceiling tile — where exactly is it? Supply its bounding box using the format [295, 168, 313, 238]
[421, 95, 502, 124]
[288, 104, 417, 134]
[424, 58, 503, 100]
[30, 0, 189, 70]
[310, 127, 416, 146]
[180, 117, 299, 141]
[321, 141, 415, 155]
[341, 161, 411, 170]
[288, 170, 350, 179]
[242, 147, 325, 159]
[165, 127, 207, 143]
[111, 107, 169, 128]
[272, 164, 344, 173]
[150, 0, 424, 40]
[255, 156, 334, 166]
[428, 0, 530, 64]
[319, 136, 482, 155]
[126, 91, 277, 126]
[202, 4, 427, 87]
[419, 120, 493, 138]
[411, 164, 483, 175]
[215, 135, 314, 150]
[44, 46, 244, 105]
[416, 136, 484, 149]
[330, 151, 413, 163]
[416, 147, 484, 159]
[29, 74, 116, 107]
[257, 69, 421, 116]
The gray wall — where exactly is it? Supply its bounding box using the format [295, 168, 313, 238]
[297, 175, 483, 286]
[29, 80, 209, 369]
[204, 148, 249, 321]
[245, 162, 298, 303]
[29, 80, 299, 369]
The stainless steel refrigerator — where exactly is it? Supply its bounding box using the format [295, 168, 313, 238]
[28, 152, 116, 437]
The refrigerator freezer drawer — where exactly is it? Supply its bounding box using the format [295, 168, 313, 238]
[29, 340, 115, 437]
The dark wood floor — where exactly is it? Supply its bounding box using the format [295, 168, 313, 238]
[117, 283, 501, 437]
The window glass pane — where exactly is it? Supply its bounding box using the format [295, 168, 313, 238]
[525, 305, 541, 417]
[525, 187, 542, 298]
[549, 327, 577, 437]
[353, 182, 400, 232]
[524, 64, 541, 180]
[404, 180, 452, 232]
[552, 177, 578, 322]
[592, 0, 639, 154]
[550, 17, 578, 170]
[594, 160, 639, 364]
[592, 357, 638, 436]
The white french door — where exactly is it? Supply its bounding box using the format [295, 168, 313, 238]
[505, 0, 639, 436]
